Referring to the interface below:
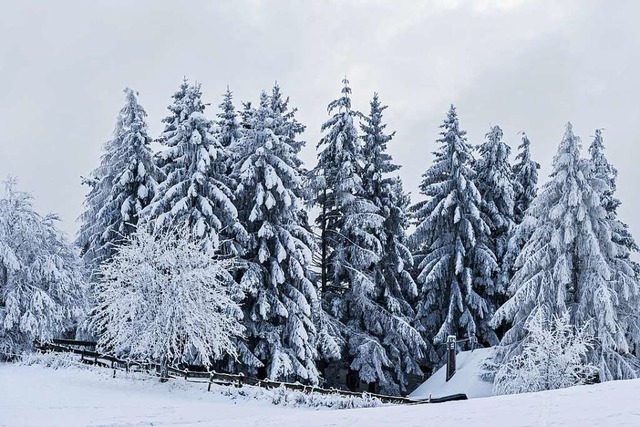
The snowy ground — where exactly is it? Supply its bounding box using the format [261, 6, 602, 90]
[2, 360, 640, 426]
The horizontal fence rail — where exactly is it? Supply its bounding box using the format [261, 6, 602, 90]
[35, 340, 467, 405]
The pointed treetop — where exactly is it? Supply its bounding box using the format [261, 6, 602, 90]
[588, 128, 618, 186]
[517, 132, 532, 159]
[328, 78, 352, 113]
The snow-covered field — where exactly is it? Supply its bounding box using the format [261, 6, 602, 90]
[2, 360, 640, 427]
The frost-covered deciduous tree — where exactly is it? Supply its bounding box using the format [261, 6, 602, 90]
[233, 89, 321, 384]
[474, 125, 515, 302]
[92, 226, 243, 378]
[0, 179, 86, 358]
[411, 105, 497, 367]
[355, 93, 426, 394]
[144, 79, 246, 256]
[77, 88, 160, 272]
[493, 312, 596, 395]
[493, 123, 640, 381]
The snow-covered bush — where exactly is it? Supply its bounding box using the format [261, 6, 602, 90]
[493, 312, 596, 395]
[20, 352, 92, 370]
[0, 179, 86, 359]
[91, 226, 244, 375]
[220, 384, 382, 409]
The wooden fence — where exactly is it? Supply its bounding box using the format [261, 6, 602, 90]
[35, 339, 467, 405]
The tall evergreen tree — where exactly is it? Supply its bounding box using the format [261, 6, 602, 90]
[512, 133, 540, 224]
[502, 133, 541, 307]
[588, 129, 640, 372]
[312, 78, 369, 295]
[492, 123, 640, 381]
[411, 105, 498, 367]
[143, 79, 246, 256]
[474, 125, 515, 300]
[315, 79, 410, 391]
[215, 87, 241, 149]
[76, 88, 160, 271]
[240, 101, 254, 131]
[357, 93, 426, 394]
[589, 129, 639, 257]
[234, 90, 320, 384]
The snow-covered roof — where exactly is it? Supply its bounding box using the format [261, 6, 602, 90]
[409, 348, 493, 400]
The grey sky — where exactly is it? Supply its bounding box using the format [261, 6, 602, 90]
[2, 0, 639, 251]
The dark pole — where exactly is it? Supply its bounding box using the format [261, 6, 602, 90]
[446, 335, 456, 382]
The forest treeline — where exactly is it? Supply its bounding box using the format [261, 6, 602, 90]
[1, 77, 638, 396]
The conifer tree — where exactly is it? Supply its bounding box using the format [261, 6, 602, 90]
[411, 105, 498, 366]
[233, 89, 320, 384]
[77, 88, 160, 271]
[503, 133, 541, 290]
[215, 87, 241, 149]
[143, 79, 246, 256]
[588, 129, 640, 375]
[357, 93, 426, 393]
[589, 129, 639, 257]
[312, 78, 370, 295]
[512, 133, 540, 224]
[493, 123, 640, 381]
[240, 101, 254, 131]
[475, 125, 515, 300]
[315, 79, 414, 391]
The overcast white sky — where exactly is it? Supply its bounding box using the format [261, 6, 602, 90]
[1, 0, 639, 245]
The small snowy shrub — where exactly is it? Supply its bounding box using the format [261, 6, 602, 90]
[493, 312, 596, 395]
[20, 352, 91, 370]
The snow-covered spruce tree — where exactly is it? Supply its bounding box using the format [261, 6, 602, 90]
[143, 79, 246, 256]
[92, 226, 243, 379]
[215, 87, 241, 150]
[76, 88, 160, 272]
[503, 133, 541, 292]
[410, 105, 498, 367]
[312, 79, 376, 297]
[314, 81, 423, 392]
[493, 312, 596, 395]
[233, 90, 320, 384]
[512, 133, 540, 224]
[269, 84, 344, 370]
[0, 179, 86, 358]
[474, 125, 515, 303]
[589, 129, 639, 260]
[240, 101, 255, 131]
[356, 93, 426, 394]
[214, 86, 243, 189]
[492, 123, 640, 381]
[587, 129, 640, 375]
